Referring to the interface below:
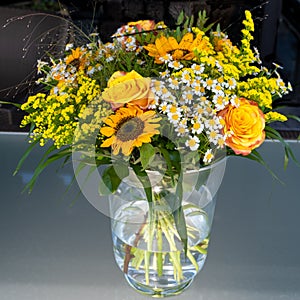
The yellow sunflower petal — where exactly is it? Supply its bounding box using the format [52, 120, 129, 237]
[179, 32, 194, 50]
[155, 35, 172, 55]
[119, 140, 135, 156]
[101, 136, 115, 147]
[102, 117, 116, 128]
[172, 49, 184, 60]
[167, 36, 179, 50]
[112, 142, 122, 156]
[182, 53, 195, 60]
[100, 126, 115, 137]
[143, 44, 159, 57]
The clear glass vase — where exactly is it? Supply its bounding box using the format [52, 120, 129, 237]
[109, 157, 227, 297]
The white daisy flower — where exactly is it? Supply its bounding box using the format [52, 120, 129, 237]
[159, 53, 173, 64]
[185, 135, 200, 151]
[175, 123, 188, 136]
[168, 60, 183, 70]
[168, 78, 180, 90]
[159, 101, 169, 114]
[159, 70, 170, 79]
[36, 59, 48, 74]
[203, 149, 214, 164]
[211, 83, 224, 95]
[191, 63, 204, 75]
[191, 79, 205, 96]
[213, 94, 229, 110]
[202, 78, 215, 90]
[181, 70, 193, 85]
[65, 43, 74, 51]
[230, 95, 239, 107]
[168, 112, 181, 124]
[226, 77, 237, 90]
[191, 118, 204, 134]
[182, 90, 194, 104]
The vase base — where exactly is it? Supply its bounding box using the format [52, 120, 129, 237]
[124, 274, 194, 298]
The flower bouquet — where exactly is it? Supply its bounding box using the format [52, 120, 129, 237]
[8, 9, 299, 297]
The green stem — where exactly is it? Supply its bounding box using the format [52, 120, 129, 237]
[144, 251, 151, 285]
[156, 224, 163, 277]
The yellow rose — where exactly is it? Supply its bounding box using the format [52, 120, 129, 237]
[107, 70, 142, 87]
[218, 98, 265, 156]
[103, 71, 154, 110]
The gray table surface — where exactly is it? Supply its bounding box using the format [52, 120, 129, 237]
[1, 132, 300, 300]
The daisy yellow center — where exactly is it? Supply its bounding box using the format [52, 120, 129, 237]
[116, 117, 145, 141]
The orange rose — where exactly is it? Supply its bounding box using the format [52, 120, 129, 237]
[102, 71, 154, 110]
[127, 20, 156, 32]
[218, 98, 265, 156]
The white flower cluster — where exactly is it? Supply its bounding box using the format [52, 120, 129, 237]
[112, 25, 142, 52]
[150, 62, 240, 163]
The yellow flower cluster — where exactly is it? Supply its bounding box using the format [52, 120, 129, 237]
[21, 73, 103, 148]
[265, 111, 288, 123]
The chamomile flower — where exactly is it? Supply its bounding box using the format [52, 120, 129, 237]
[181, 70, 193, 84]
[168, 111, 181, 124]
[205, 116, 222, 131]
[159, 101, 169, 114]
[159, 70, 170, 78]
[159, 53, 173, 64]
[191, 117, 204, 134]
[37, 59, 48, 74]
[168, 78, 180, 90]
[203, 78, 215, 90]
[207, 129, 222, 145]
[227, 77, 237, 90]
[175, 122, 188, 136]
[213, 94, 229, 110]
[182, 90, 194, 104]
[212, 83, 224, 95]
[203, 149, 214, 164]
[191, 63, 204, 75]
[230, 95, 239, 106]
[168, 60, 183, 70]
[65, 43, 74, 51]
[185, 135, 200, 151]
[191, 79, 205, 96]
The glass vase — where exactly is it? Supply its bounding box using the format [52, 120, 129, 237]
[109, 157, 226, 297]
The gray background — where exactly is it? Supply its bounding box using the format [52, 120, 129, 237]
[1, 132, 300, 300]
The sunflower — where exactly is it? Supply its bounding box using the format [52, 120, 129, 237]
[100, 106, 160, 156]
[65, 47, 86, 70]
[143, 32, 214, 64]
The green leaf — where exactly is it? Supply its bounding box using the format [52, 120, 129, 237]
[265, 126, 300, 169]
[24, 146, 72, 193]
[246, 149, 284, 184]
[0, 100, 22, 108]
[176, 10, 185, 26]
[188, 14, 194, 28]
[183, 17, 189, 30]
[99, 163, 129, 195]
[173, 172, 188, 254]
[140, 143, 155, 170]
[13, 138, 41, 176]
[160, 147, 175, 182]
[287, 114, 300, 125]
[132, 163, 152, 203]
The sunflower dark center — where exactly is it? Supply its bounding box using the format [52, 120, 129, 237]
[70, 58, 80, 68]
[116, 116, 145, 141]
